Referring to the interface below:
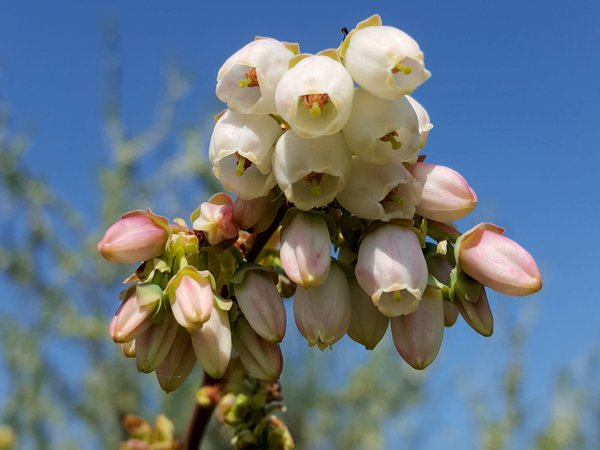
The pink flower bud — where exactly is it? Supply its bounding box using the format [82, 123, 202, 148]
[408, 162, 477, 223]
[135, 315, 179, 373]
[355, 224, 428, 317]
[109, 292, 158, 343]
[280, 212, 331, 288]
[391, 287, 444, 370]
[426, 254, 452, 285]
[293, 263, 351, 350]
[97, 210, 169, 263]
[234, 270, 286, 343]
[166, 266, 215, 330]
[232, 316, 283, 381]
[192, 193, 239, 246]
[455, 223, 542, 296]
[233, 190, 281, 233]
[454, 288, 494, 336]
[190, 306, 232, 378]
[347, 278, 389, 350]
[155, 326, 197, 393]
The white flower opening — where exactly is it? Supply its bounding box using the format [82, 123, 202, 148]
[343, 25, 431, 100]
[216, 38, 297, 115]
[210, 110, 283, 199]
[275, 55, 354, 139]
[273, 130, 351, 210]
[337, 158, 423, 221]
[343, 88, 422, 164]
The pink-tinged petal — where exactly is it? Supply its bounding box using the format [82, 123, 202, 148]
[355, 224, 427, 309]
[166, 267, 215, 330]
[232, 316, 283, 381]
[456, 223, 542, 296]
[280, 212, 331, 288]
[97, 210, 169, 263]
[109, 294, 157, 343]
[409, 162, 477, 223]
[192, 193, 239, 246]
[391, 287, 444, 370]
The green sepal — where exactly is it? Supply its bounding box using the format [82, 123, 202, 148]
[316, 48, 341, 62]
[164, 265, 216, 301]
[338, 14, 382, 59]
[288, 53, 311, 68]
[213, 293, 233, 312]
[173, 217, 188, 228]
[426, 220, 461, 243]
[118, 285, 137, 302]
[136, 282, 163, 307]
[449, 268, 483, 303]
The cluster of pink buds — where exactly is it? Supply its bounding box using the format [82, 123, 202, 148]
[98, 14, 542, 392]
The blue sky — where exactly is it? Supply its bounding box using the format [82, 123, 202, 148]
[1, 0, 599, 446]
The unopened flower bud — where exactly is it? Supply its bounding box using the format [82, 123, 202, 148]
[216, 38, 297, 114]
[233, 190, 281, 233]
[97, 210, 169, 263]
[267, 416, 295, 450]
[273, 130, 351, 210]
[234, 270, 286, 343]
[341, 15, 430, 99]
[443, 301, 459, 327]
[454, 288, 494, 336]
[109, 292, 158, 343]
[355, 224, 428, 317]
[391, 287, 444, 370]
[426, 254, 453, 285]
[455, 223, 542, 296]
[135, 315, 179, 373]
[232, 316, 283, 381]
[192, 193, 239, 246]
[294, 263, 351, 350]
[190, 306, 231, 378]
[280, 212, 331, 288]
[336, 158, 422, 221]
[347, 278, 389, 350]
[166, 266, 215, 330]
[209, 111, 283, 200]
[408, 162, 478, 222]
[275, 54, 354, 138]
[155, 326, 197, 393]
[342, 88, 422, 164]
[154, 415, 175, 443]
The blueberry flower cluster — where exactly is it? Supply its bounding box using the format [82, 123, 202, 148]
[98, 14, 542, 394]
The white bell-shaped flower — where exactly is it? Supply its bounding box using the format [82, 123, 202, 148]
[342, 88, 421, 164]
[355, 224, 428, 317]
[341, 18, 430, 99]
[210, 110, 283, 200]
[275, 54, 354, 139]
[273, 130, 351, 210]
[216, 38, 297, 114]
[336, 157, 422, 221]
[406, 95, 433, 149]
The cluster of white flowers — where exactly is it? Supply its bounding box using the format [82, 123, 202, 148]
[210, 15, 431, 213]
[99, 15, 542, 398]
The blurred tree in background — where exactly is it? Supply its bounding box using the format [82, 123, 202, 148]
[0, 24, 598, 450]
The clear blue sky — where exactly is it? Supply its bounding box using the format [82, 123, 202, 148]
[1, 0, 599, 447]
